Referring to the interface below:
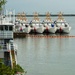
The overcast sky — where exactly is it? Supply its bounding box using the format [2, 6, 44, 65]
[5, 0, 75, 14]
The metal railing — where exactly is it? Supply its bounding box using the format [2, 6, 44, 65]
[0, 43, 17, 51]
[0, 31, 13, 39]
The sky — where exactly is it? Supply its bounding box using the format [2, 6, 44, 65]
[5, 0, 75, 14]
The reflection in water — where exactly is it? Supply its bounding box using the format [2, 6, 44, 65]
[14, 37, 75, 75]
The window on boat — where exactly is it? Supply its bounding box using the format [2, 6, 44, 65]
[5, 26, 8, 31]
[0, 26, 4, 31]
[9, 26, 13, 31]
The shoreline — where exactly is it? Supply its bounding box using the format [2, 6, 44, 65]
[5, 14, 75, 17]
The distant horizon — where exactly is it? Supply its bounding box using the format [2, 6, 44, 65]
[4, 9, 75, 16]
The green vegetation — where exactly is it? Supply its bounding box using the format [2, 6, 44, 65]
[0, 63, 26, 75]
[13, 64, 25, 74]
[0, 45, 2, 49]
[0, 63, 14, 75]
[0, 0, 7, 10]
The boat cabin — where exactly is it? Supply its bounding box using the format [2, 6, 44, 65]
[0, 20, 17, 68]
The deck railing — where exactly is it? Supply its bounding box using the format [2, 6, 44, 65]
[0, 43, 17, 51]
[0, 31, 13, 39]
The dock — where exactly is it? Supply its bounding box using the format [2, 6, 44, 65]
[14, 32, 26, 38]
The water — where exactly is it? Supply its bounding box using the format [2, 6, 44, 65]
[14, 16, 75, 75]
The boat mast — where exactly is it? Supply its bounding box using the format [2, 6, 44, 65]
[21, 12, 27, 23]
[45, 12, 52, 22]
[33, 12, 39, 21]
[57, 12, 64, 21]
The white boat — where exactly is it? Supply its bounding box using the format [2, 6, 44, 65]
[55, 12, 71, 33]
[15, 12, 32, 33]
[36, 23, 45, 33]
[0, 14, 17, 68]
[15, 13, 24, 32]
[30, 12, 45, 33]
[43, 12, 57, 33]
[48, 23, 58, 33]
[23, 24, 31, 33]
[30, 21, 45, 33]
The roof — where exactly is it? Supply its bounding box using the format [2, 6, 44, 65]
[0, 23, 14, 26]
[0, 21, 14, 26]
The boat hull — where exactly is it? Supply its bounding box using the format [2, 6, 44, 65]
[62, 27, 71, 33]
[36, 27, 45, 33]
[24, 26, 31, 33]
[48, 27, 57, 33]
[56, 26, 71, 34]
